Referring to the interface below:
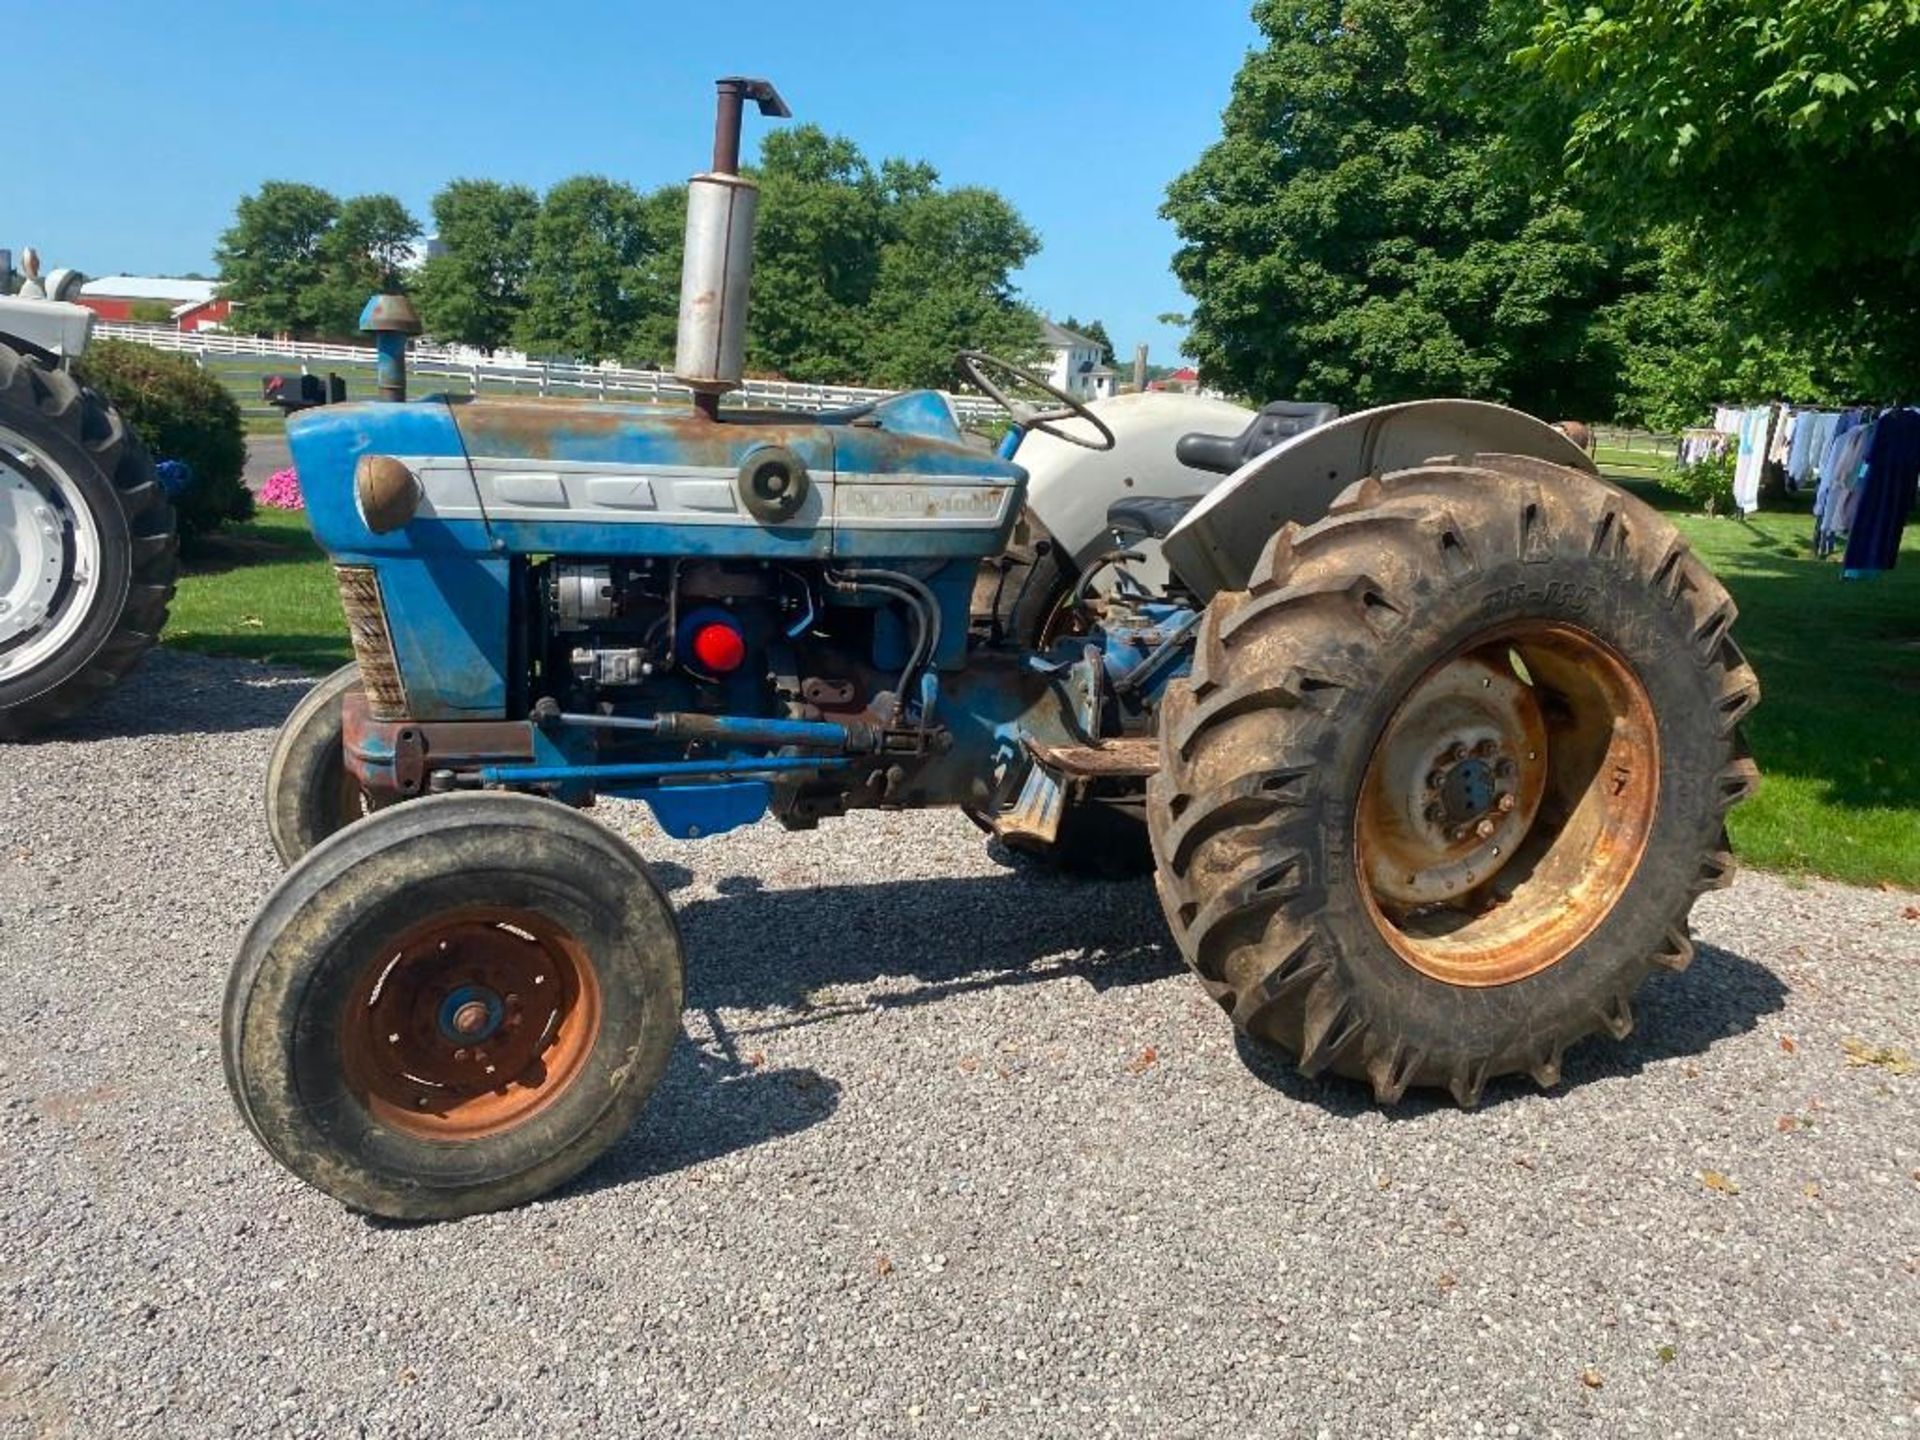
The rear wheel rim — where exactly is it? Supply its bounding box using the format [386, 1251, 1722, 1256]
[0, 424, 103, 679]
[339, 906, 602, 1139]
[1356, 622, 1660, 987]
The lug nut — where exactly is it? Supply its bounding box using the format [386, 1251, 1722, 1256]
[1426, 770, 1446, 790]
[1473, 739, 1498, 758]
[1424, 803, 1445, 823]
[1496, 793, 1516, 813]
[1446, 743, 1467, 762]
[1495, 758, 1517, 778]
[1474, 818, 1497, 839]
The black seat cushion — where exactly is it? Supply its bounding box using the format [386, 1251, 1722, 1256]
[1175, 400, 1340, 475]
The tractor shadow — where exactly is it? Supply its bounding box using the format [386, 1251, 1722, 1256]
[670, 866, 1181, 1016]
[19, 646, 320, 741]
[1232, 937, 1790, 1116]
[564, 865, 1181, 1198]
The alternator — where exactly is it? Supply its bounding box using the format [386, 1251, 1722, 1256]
[553, 564, 617, 631]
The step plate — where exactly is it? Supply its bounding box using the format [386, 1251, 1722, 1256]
[1025, 737, 1160, 779]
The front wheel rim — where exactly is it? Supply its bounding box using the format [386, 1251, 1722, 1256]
[338, 906, 603, 1139]
[1356, 622, 1660, 987]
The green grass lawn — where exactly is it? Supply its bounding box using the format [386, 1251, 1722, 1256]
[163, 508, 350, 672]
[161, 464, 1920, 888]
[1647, 493, 1920, 889]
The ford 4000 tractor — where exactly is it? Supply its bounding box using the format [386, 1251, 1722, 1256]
[225, 79, 1759, 1219]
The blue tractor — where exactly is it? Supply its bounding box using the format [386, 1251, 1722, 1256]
[225, 80, 1760, 1219]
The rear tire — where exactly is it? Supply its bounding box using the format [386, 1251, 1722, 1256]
[1147, 456, 1760, 1105]
[264, 662, 371, 867]
[0, 342, 177, 737]
[224, 792, 685, 1219]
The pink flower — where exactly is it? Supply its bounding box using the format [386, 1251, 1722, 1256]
[259, 467, 304, 511]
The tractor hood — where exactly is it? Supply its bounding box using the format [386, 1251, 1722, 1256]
[287, 389, 1025, 565]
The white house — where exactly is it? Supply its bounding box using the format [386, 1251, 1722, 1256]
[1039, 320, 1114, 401]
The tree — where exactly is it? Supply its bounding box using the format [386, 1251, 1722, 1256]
[863, 187, 1043, 389]
[1163, 0, 1628, 416]
[214, 182, 338, 337]
[747, 127, 890, 382]
[415, 180, 542, 351]
[1492, 0, 1920, 396]
[746, 125, 1043, 387]
[1061, 316, 1117, 368]
[1594, 229, 1855, 430]
[515, 177, 677, 363]
[312, 194, 421, 337]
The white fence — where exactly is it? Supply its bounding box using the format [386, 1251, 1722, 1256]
[93, 322, 1004, 424]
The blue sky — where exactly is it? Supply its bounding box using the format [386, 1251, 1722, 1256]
[25, 1, 1259, 362]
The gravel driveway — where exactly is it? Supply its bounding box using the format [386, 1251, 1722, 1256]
[2, 650, 1915, 1438]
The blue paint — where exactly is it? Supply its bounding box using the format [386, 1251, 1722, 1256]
[870, 563, 974, 670]
[288, 401, 485, 557]
[477, 755, 849, 785]
[627, 782, 772, 839]
[862, 390, 968, 441]
[480, 518, 833, 560]
[662, 713, 856, 747]
[373, 554, 513, 718]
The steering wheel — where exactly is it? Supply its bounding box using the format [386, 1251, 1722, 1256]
[957, 351, 1116, 451]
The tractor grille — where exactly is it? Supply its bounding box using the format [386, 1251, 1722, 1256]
[334, 565, 408, 719]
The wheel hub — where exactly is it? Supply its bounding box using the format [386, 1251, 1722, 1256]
[1362, 654, 1548, 911]
[1356, 624, 1660, 988]
[0, 427, 99, 676]
[1437, 753, 1497, 825]
[439, 985, 506, 1044]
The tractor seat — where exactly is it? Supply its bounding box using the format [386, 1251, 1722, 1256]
[1175, 400, 1340, 476]
[1107, 494, 1202, 542]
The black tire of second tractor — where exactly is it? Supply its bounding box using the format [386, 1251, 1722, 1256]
[1146, 456, 1761, 1105]
[0, 342, 178, 737]
[970, 508, 1154, 878]
[264, 662, 372, 867]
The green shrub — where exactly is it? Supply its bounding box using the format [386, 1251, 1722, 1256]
[1668, 446, 1737, 515]
[78, 338, 253, 538]
[128, 299, 174, 325]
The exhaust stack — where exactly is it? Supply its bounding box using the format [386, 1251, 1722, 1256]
[675, 77, 791, 419]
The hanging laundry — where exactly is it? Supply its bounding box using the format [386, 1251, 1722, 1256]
[1732, 404, 1773, 515]
[1841, 407, 1920, 576]
[1788, 409, 1842, 489]
[1814, 414, 1878, 557]
[1679, 429, 1731, 467]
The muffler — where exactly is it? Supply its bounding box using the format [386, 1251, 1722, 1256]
[675, 77, 791, 418]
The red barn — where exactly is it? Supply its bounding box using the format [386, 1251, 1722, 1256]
[77, 276, 232, 332]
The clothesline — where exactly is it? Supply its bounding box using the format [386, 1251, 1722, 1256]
[1691, 401, 1920, 577]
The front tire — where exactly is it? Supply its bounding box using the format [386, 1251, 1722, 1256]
[1148, 456, 1760, 1105]
[224, 792, 685, 1219]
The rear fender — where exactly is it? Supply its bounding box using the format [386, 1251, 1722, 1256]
[1161, 399, 1598, 601]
